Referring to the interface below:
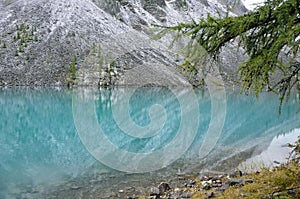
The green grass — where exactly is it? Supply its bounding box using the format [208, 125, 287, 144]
[192, 160, 300, 199]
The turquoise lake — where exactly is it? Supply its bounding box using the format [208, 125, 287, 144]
[0, 87, 299, 198]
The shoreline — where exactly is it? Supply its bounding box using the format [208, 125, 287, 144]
[141, 157, 300, 199]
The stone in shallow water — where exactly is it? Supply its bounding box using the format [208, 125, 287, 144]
[186, 179, 196, 188]
[201, 181, 212, 190]
[149, 187, 160, 196]
[158, 182, 171, 194]
[70, 185, 81, 190]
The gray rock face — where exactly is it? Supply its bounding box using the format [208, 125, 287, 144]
[0, 0, 248, 86]
[0, 0, 134, 86]
[93, 0, 247, 29]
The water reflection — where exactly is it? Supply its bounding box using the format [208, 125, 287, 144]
[96, 87, 181, 153]
[0, 87, 299, 198]
[239, 128, 300, 171]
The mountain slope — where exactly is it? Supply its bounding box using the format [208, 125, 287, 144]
[0, 0, 247, 86]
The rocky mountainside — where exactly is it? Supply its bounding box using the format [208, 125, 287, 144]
[0, 0, 248, 86]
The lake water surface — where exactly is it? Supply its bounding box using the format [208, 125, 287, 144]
[0, 87, 299, 198]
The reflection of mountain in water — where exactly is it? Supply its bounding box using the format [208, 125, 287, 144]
[238, 128, 300, 171]
[0, 87, 299, 198]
